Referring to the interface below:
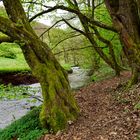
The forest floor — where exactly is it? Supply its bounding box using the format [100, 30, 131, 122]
[40, 71, 140, 140]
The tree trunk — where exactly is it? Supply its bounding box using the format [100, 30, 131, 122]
[23, 40, 79, 132]
[30, 46, 79, 132]
[105, 0, 140, 86]
[78, 16, 122, 75]
[1, 0, 79, 132]
[91, 25, 122, 76]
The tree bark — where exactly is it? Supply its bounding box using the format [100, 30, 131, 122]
[105, 0, 140, 86]
[1, 0, 79, 132]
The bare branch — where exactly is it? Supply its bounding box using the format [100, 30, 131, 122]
[72, 0, 78, 7]
[89, 24, 115, 45]
[39, 16, 76, 38]
[62, 18, 86, 35]
[54, 45, 107, 55]
[29, 5, 117, 32]
[39, 20, 63, 38]
[94, 1, 104, 9]
[51, 34, 81, 50]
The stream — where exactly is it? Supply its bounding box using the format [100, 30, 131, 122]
[0, 67, 90, 129]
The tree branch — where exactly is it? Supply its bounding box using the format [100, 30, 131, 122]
[51, 34, 81, 50]
[29, 5, 77, 22]
[62, 18, 86, 35]
[72, 0, 78, 7]
[22, 1, 51, 9]
[29, 5, 117, 32]
[39, 16, 76, 38]
[54, 45, 107, 55]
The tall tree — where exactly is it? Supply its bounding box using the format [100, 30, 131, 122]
[0, 0, 79, 132]
[105, 0, 140, 86]
[26, 0, 123, 75]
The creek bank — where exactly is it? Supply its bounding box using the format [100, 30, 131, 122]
[0, 72, 38, 85]
[0, 99, 41, 129]
[0, 67, 90, 129]
[0, 68, 74, 86]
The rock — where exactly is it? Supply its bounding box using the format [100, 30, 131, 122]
[67, 69, 73, 74]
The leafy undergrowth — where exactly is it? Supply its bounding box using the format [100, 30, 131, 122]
[0, 107, 48, 140]
[113, 83, 140, 139]
[0, 83, 40, 101]
[61, 63, 73, 73]
[91, 64, 114, 82]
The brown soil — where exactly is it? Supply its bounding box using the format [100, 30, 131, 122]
[0, 72, 38, 85]
[0, 70, 72, 85]
[40, 71, 140, 140]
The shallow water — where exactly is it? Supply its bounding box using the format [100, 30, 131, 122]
[0, 68, 90, 129]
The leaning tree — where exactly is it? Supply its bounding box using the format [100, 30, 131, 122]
[105, 0, 140, 86]
[0, 0, 79, 132]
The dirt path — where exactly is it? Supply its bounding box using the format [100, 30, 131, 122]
[41, 71, 140, 140]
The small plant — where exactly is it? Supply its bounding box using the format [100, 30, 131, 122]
[0, 107, 48, 140]
[134, 102, 140, 110]
[61, 63, 73, 73]
[0, 84, 41, 101]
[91, 64, 114, 82]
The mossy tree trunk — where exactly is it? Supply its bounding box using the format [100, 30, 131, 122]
[0, 0, 79, 132]
[105, 0, 140, 86]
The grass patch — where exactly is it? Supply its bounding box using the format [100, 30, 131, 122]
[0, 43, 73, 74]
[0, 43, 30, 73]
[0, 107, 48, 140]
[0, 84, 40, 100]
[61, 63, 72, 72]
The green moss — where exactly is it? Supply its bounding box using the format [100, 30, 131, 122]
[62, 64, 72, 71]
[39, 105, 67, 132]
[33, 61, 79, 132]
[39, 104, 48, 128]
[48, 106, 67, 132]
[39, 95, 68, 132]
[40, 94, 79, 132]
[69, 96, 80, 118]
